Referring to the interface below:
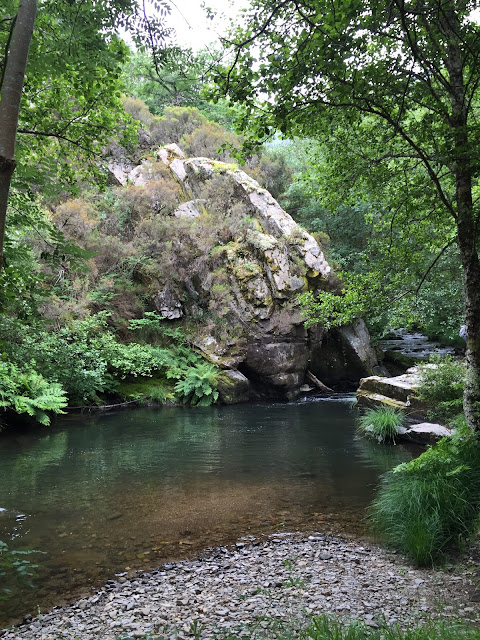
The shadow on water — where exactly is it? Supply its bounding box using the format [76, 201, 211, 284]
[0, 397, 419, 625]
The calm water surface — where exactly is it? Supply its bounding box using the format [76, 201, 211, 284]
[0, 397, 417, 624]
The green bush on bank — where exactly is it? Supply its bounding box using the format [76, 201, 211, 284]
[0, 361, 67, 426]
[417, 355, 465, 424]
[0, 312, 220, 422]
[370, 426, 480, 566]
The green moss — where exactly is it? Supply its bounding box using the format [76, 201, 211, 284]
[211, 161, 239, 173]
[232, 260, 262, 280]
[117, 377, 174, 404]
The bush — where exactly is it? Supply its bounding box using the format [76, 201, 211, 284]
[358, 407, 406, 443]
[173, 362, 219, 407]
[149, 106, 208, 146]
[0, 361, 67, 426]
[0, 313, 221, 408]
[417, 355, 465, 423]
[181, 121, 240, 160]
[370, 427, 480, 565]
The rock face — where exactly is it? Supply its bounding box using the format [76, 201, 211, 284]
[111, 144, 380, 400]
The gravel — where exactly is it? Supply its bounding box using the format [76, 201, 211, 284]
[1, 532, 479, 639]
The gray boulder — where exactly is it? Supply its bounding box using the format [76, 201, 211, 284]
[114, 145, 381, 401]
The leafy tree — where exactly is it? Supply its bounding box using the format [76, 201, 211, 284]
[0, 0, 172, 274]
[214, 0, 480, 431]
[123, 47, 234, 126]
[281, 124, 464, 340]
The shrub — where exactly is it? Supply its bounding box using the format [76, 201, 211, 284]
[149, 106, 208, 146]
[173, 362, 220, 406]
[370, 426, 480, 565]
[0, 361, 67, 426]
[181, 121, 240, 160]
[0, 313, 221, 409]
[121, 96, 153, 127]
[358, 407, 405, 443]
[417, 355, 465, 423]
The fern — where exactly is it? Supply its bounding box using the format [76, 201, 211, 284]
[0, 362, 67, 426]
[174, 362, 220, 406]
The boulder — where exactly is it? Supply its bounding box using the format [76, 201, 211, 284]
[400, 423, 452, 445]
[154, 287, 183, 320]
[356, 367, 428, 415]
[216, 370, 250, 404]
[115, 145, 382, 400]
[310, 320, 383, 389]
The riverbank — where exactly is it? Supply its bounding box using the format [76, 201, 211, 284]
[1, 531, 479, 639]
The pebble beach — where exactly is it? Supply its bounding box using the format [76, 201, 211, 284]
[2, 532, 479, 639]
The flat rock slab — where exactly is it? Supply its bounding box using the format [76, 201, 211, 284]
[357, 366, 430, 415]
[400, 423, 452, 445]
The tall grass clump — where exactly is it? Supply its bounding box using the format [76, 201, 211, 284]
[370, 426, 480, 565]
[298, 615, 480, 640]
[213, 614, 480, 640]
[358, 407, 406, 443]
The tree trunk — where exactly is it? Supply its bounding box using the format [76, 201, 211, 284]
[0, 0, 37, 273]
[443, 5, 480, 432]
[458, 218, 480, 432]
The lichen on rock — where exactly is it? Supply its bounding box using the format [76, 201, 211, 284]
[118, 145, 381, 400]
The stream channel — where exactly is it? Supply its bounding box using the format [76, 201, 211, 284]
[0, 396, 420, 626]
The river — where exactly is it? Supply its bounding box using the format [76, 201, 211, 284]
[0, 396, 418, 625]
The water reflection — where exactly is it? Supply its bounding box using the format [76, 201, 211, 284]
[0, 398, 416, 624]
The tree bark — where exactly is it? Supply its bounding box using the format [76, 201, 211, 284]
[0, 0, 37, 273]
[443, 5, 480, 432]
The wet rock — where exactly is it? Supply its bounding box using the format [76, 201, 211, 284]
[310, 320, 381, 390]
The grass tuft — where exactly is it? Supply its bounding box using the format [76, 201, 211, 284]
[358, 407, 406, 443]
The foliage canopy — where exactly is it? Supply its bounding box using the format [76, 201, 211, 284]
[214, 0, 480, 430]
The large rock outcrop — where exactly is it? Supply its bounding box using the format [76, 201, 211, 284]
[110, 144, 380, 401]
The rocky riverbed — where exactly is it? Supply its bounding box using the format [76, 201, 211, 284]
[2, 532, 479, 639]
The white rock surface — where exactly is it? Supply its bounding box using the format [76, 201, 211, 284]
[402, 423, 453, 445]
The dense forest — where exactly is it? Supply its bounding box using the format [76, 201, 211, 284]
[0, 0, 470, 426]
[3, 2, 480, 632]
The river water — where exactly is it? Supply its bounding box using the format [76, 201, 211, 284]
[0, 397, 418, 625]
